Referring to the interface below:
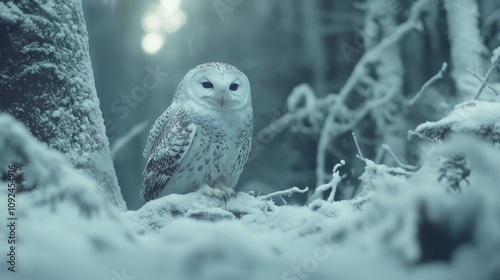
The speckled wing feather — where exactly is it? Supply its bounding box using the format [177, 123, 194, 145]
[141, 108, 197, 202]
[143, 106, 174, 159]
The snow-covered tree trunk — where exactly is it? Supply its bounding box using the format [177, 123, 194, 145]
[444, 0, 489, 100]
[0, 0, 126, 210]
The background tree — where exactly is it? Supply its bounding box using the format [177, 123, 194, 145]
[78, 0, 500, 208]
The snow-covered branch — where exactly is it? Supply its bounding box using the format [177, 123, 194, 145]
[257, 186, 309, 201]
[314, 160, 345, 203]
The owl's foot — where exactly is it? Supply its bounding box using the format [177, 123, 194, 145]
[197, 183, 235, 203]
[213, 181, 236, 200]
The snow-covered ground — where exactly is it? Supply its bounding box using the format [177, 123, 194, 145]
[1, 106, 500, 280]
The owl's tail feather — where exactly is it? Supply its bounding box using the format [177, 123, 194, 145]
[141, 170, 169, 202]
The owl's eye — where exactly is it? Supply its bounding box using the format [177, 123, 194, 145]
[202, 82, 213, 89]
[229, 83, 239, 91]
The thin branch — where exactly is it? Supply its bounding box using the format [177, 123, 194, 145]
[474, 57, 500, 100]
[327, 160, 345, 202]
[466, 68, 499, 96]
[110, 121, 148, 158]
[314, 160, 345, 203]
[377, 144, 419, 171]
[408, 62, 448, 106]
[258, 186, 309, 201]
[352, 132, 364, 159]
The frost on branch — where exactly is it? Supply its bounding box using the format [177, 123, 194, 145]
[309, 160, 345, 203]
[415, 100, 500, 145]
[414, 99, 500, 191]
[416, 46, 500, 143]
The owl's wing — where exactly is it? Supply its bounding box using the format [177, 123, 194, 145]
[143, 106, 175, 159]
[141, 109, 197, 202]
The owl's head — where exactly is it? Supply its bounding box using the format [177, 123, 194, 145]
[177, 62, 251, 111]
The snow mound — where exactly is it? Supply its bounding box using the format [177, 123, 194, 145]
[2, 115, 500, 280]
[415, 100, 500, 144]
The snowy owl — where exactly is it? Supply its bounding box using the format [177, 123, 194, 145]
[141, 62, 253, 203]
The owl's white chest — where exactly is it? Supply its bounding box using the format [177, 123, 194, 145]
[161, 105, 252, 195]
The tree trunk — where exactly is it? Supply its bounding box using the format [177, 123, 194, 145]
[0, 0, 126, 210]
[444, 0, 489, 100]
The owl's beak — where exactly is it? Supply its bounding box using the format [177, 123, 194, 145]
[208, 90, 234, 109]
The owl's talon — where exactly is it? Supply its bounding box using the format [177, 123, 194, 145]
[197, 182, 236, 202]
[198, 183, 230, 202]
[214, 181, 236, 199]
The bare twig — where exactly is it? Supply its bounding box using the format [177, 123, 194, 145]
[408, 62, 448, 106]
[466, 69, 499, 96]
[312, 159, 346, 203]
[376, 144, 419, 171]
[258, 186, 309, 201]
[110, 122, 148, 158]
[352, 132, 365, 160]
[327, 160, 345, 202]
[474, 57, 500, 100]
